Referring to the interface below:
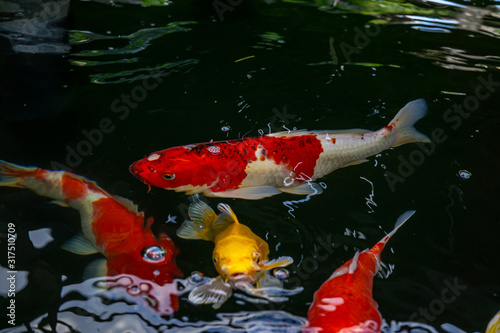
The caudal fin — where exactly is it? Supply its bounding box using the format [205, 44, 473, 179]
[390, 99, 431, 147]
[0, 159, 38, 188]
[378, 210, 416, 248]
[176, 194, 219, 241]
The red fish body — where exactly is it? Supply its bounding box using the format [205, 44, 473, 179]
[0, 160, 181, 312]
[130, 99, 429, 199]
[303, 211, 416, 333]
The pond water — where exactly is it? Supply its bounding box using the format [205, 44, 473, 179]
[1, 0, 499, 332]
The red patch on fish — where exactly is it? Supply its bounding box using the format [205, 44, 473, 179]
[61, 174, 88, 201]
[130, 134, 324, 193]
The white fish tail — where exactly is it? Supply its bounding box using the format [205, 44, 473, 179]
[0, 159, 36, 188]
[390, 99, 431, 147]
[380, 210, 416, 245]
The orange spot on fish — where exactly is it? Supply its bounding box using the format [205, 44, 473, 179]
[61, 174, 88, 201]
[385, 123, 395, 131]
[260, 155, 266, 162]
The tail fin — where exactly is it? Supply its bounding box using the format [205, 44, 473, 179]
[382, 210, 416, 244]
[390, 99, 431, 147]
[369, 210, 416, 259]
[176, 194, 219, 241]
[0, 159, 39, 188]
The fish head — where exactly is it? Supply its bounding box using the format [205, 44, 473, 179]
[212, 240, 263, 283]
[129, 145, 213, 191]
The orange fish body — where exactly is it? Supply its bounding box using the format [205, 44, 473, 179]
[0, 160, 181, 311]
[130, 100, 429, 200]
[303, 211, 416, 333]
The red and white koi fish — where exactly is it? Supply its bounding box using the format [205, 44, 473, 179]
[130, 99, 429, 200]
[0, 160, 182, 313]
[303, 210, 416, 333]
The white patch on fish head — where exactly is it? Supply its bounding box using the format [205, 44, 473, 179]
[207, 145, 221, 154]
[184, 144, 196, 150]
[147, 153, 161, 161]
[317, 297, 344, 312]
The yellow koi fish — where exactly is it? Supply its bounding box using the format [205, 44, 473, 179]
[487, 311, 500, 333]
[176, 194, 297, 308]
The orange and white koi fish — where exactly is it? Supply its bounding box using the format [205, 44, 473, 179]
[303, 210, 416, 333]
[0, 160, 182, 313]
[176, 194, 298, 308]
[130, 99, 429, 200]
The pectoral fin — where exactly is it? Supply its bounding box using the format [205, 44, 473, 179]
[209, 186, 282, 200]
[83, 258, 108, 280]
[176, 194, 218, 241]
[259, 256, 294, 271]
[188, 276, 233, 309]
[61, 233, 99, 255]
[279, 182, 323, 196]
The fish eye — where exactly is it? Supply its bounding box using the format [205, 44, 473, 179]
[213, 257, 218, 264]
[252, 252, 261, 263]
[163, 173, 176, 180]
[142, 245, 167, 263]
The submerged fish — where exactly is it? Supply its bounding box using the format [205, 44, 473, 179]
[303, 211, 416, 333]
[486, 311, 500, 333]
[176, 194, 297, 308]
[130, 99, 430, 200]
[0, 160, 182, 313]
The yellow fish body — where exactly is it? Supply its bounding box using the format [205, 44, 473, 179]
[177, 195, 297, 308]
[487, 311, 500, 333]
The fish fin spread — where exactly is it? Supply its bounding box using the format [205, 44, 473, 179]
[83, 258, 108, 280]
[48, 200, 70, 208]
[61, 233, 99, 255]
[381, 210, 416, 244]
[112, 195, 140, 214]
[279, 182, 323, 196]
[260, 256, 294, 271]
[216, 203, 240, 224]
[210, 186, 282, 200]
[188, 194, 218, 225]
[188, 276, 233, 309]
[317, 128, 371, 136]
[0, 159, 37, 187]
[267, 130, 311, 137]
[237, 273, 302, 302]
[268, 129, 371, 138]
[389, 99, 431, 147]
[176, 194, 218, 241]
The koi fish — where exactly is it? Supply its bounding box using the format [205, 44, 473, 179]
[176, 194, 297, 308]
[130, 99, 429, 200]
[303, 210, 416, 333]
[0, 160, 182, 313]
[486, 311, 500, 333]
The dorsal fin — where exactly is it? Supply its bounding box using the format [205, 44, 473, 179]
[112, 195, 140, 214]
[216, 203, 240, 224]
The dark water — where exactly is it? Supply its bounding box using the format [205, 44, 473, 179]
[1, 0, 499, 332]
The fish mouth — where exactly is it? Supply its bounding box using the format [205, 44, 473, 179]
[129, 161, 144, 180]
[229, 273, 254, 288]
